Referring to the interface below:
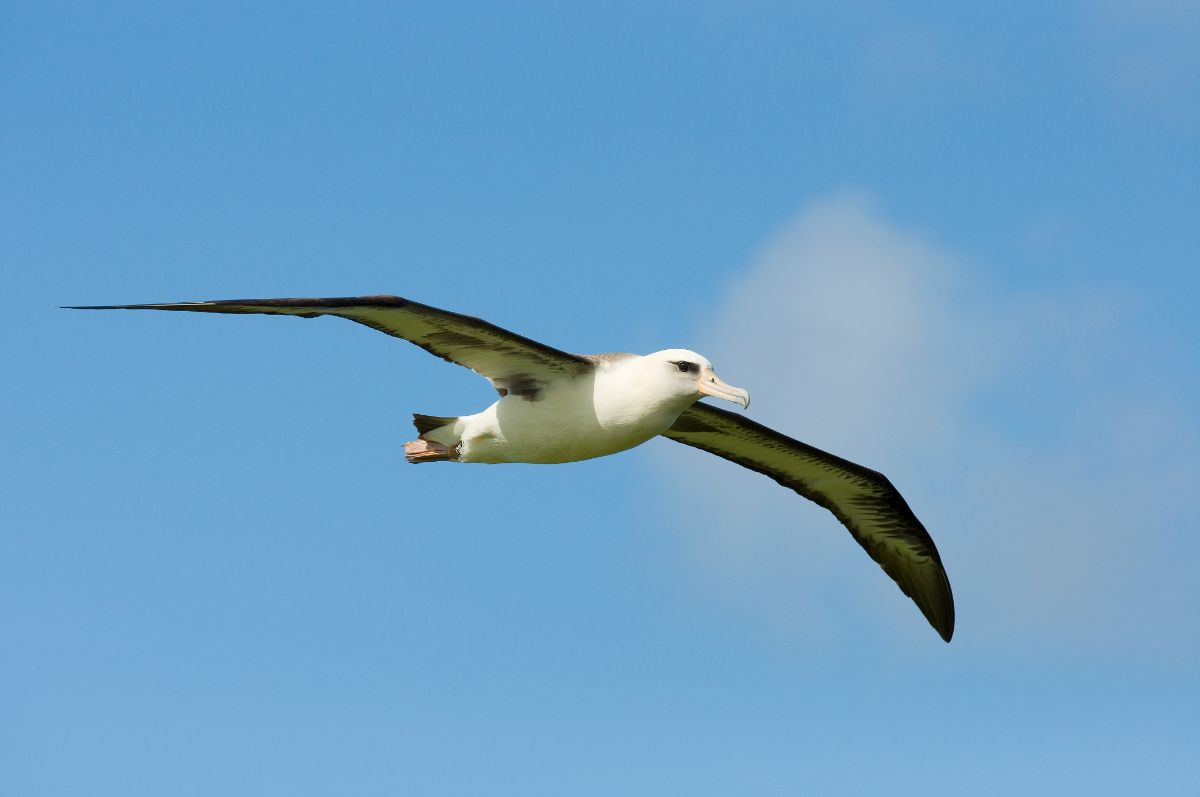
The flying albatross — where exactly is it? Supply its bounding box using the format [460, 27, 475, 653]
[67, 294, 955, 641]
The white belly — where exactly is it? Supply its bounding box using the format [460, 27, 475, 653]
[455, 376, 688, 464]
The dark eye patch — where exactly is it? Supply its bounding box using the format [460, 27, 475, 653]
[672, 361, 696, 373]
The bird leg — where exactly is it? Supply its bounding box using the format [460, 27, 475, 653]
[404, 439, 458, 463]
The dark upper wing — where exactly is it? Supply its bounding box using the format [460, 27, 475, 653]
[65, 295, 592, 395]
[662, 402, 955, 642]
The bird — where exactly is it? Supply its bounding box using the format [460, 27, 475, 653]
[66, 294, 955, 641]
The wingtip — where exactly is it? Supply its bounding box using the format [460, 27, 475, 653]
[930, 596, 955, 643]
[932, 603, 955, 642]
[911, 571, 955, 643]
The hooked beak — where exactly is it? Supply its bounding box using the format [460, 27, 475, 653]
[698, 367, 750, 409]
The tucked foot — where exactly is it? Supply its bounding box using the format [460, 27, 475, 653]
[404, 439, 457, 463]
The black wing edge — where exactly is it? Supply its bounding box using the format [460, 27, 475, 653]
[62, 295, 413, 316]
[62, 295, 594, 371]
[666, 403, 955, 642]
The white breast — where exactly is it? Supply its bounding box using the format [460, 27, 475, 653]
[456, 357, 692, 464]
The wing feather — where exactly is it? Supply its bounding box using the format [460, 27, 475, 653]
[65, 295, 591, 394]
[663, 402, 955, 641]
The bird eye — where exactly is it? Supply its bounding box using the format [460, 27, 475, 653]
[673, 361, 695, 373]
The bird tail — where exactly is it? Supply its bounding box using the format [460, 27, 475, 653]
[405, 414, 462, 464]
[412, 414, 458, 439]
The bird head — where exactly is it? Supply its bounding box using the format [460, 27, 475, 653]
[643, 349, 750, 409]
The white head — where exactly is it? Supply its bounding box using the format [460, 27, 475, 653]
[638, 348, 751, 409]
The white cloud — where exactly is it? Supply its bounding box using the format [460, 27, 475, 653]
[652, 191, 1200, 658]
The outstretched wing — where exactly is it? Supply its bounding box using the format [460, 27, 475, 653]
[66, 295, 592, 396]
[662, 402, 955, 641]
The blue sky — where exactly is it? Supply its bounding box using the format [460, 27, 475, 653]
[4, 2, 1199, 794]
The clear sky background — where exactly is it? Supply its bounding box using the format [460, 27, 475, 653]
[4, 3, 1199, 794]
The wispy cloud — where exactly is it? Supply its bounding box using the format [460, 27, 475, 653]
[653, 191, 1200, 658]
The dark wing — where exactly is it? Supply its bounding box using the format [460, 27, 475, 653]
[65, 295, 592, 396]
[663, 402, 955, 641]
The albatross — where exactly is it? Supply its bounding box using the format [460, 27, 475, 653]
[67, 294, 955, 641]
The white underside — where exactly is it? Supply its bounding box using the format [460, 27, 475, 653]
[423, 359, 697, 464]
